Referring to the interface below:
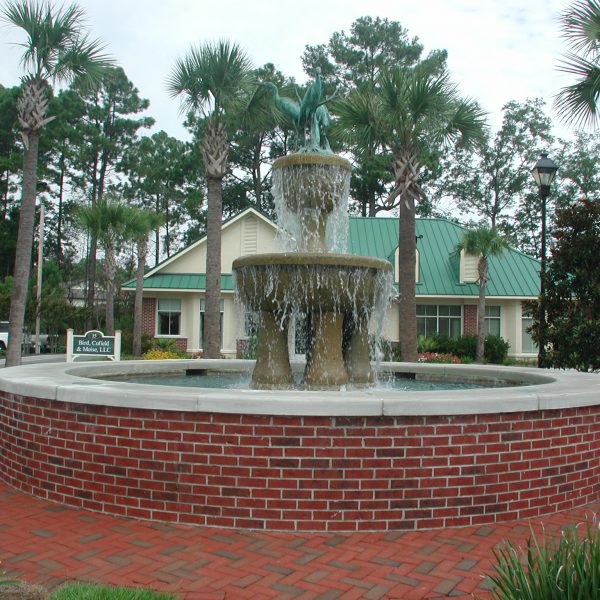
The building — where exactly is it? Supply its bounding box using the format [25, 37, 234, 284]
[124, 207, 540, 358]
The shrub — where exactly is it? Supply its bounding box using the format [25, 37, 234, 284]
[416, 334, 509, 364]
[376, 338, 402, 361]
[488, 525, 600, 600]
[417, 334, 476, 361]
[119, 331, 154, 356]
[141, 349, 181, 360]
[143, 338, 188, 359]
[484, 335, 510, 364]
[417, 352, 461, 364]
[417, 335, 438, 352]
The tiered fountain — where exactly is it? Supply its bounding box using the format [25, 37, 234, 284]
[233, 72, 393, 389]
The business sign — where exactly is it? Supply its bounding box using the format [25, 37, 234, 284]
[66, 329, 121, 362]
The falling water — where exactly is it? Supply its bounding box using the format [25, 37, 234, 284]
[233, 152, 394, 389]
[272, 159, 350, 253]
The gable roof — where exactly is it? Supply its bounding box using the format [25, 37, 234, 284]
[348, 216, 540, 297]
[125, 209, 540, 298]
[143, 206, 276, 278]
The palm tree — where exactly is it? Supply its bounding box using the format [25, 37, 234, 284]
[2, 0, 113, 366]
[127, 209, 165, 357]
[335, 66, 486, 361]
[555, 0, 600, 128]
[455, 227, 507, 363]
[77, 195, 131, 336]
[167, 40, 252, 358]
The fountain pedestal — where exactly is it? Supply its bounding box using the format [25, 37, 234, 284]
[305, 312, 347, 388]
[252, 311, 293, 388]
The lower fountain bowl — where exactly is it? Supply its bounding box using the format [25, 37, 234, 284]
[232, 252, 393, 314]
[233, 253, 394, 389]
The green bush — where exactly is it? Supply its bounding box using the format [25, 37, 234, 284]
[488, 526, 600, 600]
[376, 338, 402, 361]
[119, 331, 154, 356]
[484, 335, 510, 364]
[150, 338, 188, 358]
[417, 333, 508, 364]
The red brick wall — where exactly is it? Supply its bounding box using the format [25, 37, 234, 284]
[464, 305, 478, 336]
[172, 338, 188, 352]
[1, 393, 598, 531]
[142, 298, 156, 336]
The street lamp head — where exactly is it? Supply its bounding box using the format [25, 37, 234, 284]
[531, 152, 558, 192]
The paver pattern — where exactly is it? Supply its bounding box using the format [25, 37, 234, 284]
[0, 482, 597, 599]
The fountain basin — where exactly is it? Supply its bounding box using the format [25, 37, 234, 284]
[233, 253, 393, 389]
[233, 253, 392, 313]
[273, 152, 351, 214]
[0, 360, 598, 531]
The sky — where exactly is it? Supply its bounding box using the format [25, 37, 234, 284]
[0, 0, 577, 141]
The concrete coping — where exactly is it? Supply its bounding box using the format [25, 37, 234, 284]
[0, 359, 598, 417]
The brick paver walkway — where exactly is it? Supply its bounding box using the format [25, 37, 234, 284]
[0, 482, 597, 599]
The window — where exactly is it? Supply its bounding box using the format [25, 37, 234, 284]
[200, 299, 224, 349]
[460, 249, 479, 283]
[157, 299, 181, 335]
[485, 305, 501, 336]
[417, 305, 462, 338]
[521, 316, 536, 353]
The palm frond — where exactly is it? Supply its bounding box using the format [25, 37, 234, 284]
[236, 84, 278, 133]
[445, 98, 488, 150]
[167, 40, 252, 119]
[205, 40, 253, 115]
[55, 35, 114, 87]
[2, 0, 113, 84]
[561, 0, 600, 55]
[332, 88, 383, 149]
[456, 226, 507, 259]
[555, 53, 600, 128]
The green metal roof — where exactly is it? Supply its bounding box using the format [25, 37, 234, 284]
[125, 213, 540, 298]
[348, 216, 540, 297]
[123, 274, 235, 291]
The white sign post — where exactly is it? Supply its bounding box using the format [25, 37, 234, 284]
[66, 329, 121, 362]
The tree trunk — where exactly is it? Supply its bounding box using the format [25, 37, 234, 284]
[103, 239, 116, 336]
[155, 195, 160, 266]
[6, 132, 40, 367]
[84, 234, 98, 330]
[398, 192, 418, 362]
[392, 148, 422, 363]
[204, 176, 223, 359]
[476, 259, 488, 363]
[253, 137, 263, 210]
[201, 120, 228, 360]
[57, 154, 65, 263]
[132, 238, 147, 357]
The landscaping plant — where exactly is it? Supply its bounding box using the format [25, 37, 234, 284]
[48, 582, 175, 599]
[488, 525, 600, 600]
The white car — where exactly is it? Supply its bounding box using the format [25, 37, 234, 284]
[0, 321, 8, 351]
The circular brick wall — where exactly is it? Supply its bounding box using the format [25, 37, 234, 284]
[1, 392, 598, 531]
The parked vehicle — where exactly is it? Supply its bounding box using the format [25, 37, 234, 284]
[0, 323, 55, 353]
[0, 321, 8, 351]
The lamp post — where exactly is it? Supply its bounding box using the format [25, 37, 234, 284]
[531, 152, 558, 368]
